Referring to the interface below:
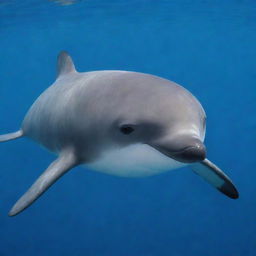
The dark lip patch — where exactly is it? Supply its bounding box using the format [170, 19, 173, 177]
[158, 144, 206, 163]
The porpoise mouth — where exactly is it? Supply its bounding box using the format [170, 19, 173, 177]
[171, 142, 206, 163]
[150, 138, 206, 163]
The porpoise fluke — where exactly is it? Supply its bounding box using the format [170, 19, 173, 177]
[0, 51, 238, 216]
[0, 130, 23, 143]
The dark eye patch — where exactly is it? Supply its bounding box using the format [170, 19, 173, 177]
[120, 125, 135, 135]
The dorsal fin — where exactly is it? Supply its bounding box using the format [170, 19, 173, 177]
[57, 51, 77, 78]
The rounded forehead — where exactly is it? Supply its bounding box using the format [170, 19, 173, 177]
[104, 72, 205, 122]
[81, 71, 205, 126]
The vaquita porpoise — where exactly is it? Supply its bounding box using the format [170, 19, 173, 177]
[0, 51, 239, 216]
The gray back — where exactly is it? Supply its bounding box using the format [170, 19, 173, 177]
[23, 71, 206, 162]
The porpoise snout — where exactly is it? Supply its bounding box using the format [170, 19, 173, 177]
[172, 139, 206, 163]
[150, 137, 206, 163]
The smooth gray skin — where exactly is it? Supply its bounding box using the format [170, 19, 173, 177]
[0, 51, 239, 216]
[23, 66, 206, 162]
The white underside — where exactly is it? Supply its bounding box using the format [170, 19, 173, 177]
[85, 144, 187, 177]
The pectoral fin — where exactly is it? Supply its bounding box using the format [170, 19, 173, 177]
[9, 151, 78, 216]
[191, 159, 239, 199]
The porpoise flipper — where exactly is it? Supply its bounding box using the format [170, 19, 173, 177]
[191, 159, 239, 199]
[0, 130, 23, 143]
[9, 151, 78, 216]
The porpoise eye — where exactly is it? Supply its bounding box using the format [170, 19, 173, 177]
[120, 125, 135, 135]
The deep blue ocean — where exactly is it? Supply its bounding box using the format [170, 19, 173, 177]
[0, 1, 256, 255]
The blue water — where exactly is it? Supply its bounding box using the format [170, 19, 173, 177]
[0, 0, 256, 255]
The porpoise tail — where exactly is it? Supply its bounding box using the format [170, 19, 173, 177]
[0, 130, 23, 143]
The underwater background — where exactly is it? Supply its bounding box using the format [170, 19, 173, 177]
[0, 0, 255, 255]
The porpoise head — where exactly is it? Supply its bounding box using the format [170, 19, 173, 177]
[105, 73, 207, 164]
